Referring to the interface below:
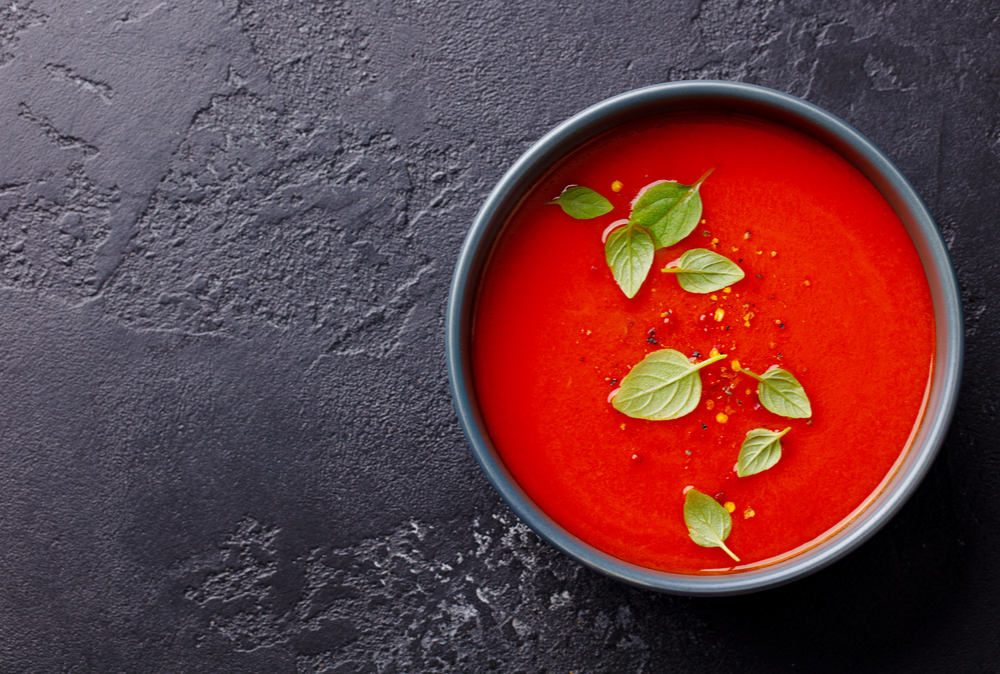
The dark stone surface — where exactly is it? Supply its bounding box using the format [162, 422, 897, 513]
[0, 0, 997, 671]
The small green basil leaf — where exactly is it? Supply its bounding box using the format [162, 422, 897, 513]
[612, 349, 725, 420]
[737, 427, 791, 477]
[743, 367, 813, 418]
[684, 489, 739, 562]
[662, 248, 745, 293]
[605, 224, 654, 298]
[546, 185, 614, 219]
[629, 168, 714, 248]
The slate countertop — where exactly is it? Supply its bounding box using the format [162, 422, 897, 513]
[1, 1, 997, 672]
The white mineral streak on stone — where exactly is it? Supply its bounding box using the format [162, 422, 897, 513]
[511, 617, 533, 638]
[184, 510, 656, 670]
[472, 529, 491, 558]
[549, 590, 572, 610]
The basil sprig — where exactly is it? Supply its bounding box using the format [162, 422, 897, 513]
[613, 349, 725, 420]
[599, 169, 715, 297]
[630, 168, 714, 248]
[737, 427, 791, 477]
[741, 366, 812, 418]
[684, 488, 739, 562]
[661, 248, 744, 293]
[605, 224, 655, 299]
[547, 185, 614, 219]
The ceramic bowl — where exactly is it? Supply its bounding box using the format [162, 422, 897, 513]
[446, 81, 962, 595]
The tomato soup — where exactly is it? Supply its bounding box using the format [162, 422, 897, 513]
[471, 112, 935, 574]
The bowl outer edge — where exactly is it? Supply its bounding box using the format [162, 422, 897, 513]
[446, 80, 964, 595]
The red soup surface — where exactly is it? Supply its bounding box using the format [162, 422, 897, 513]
[472, 112, 935, 574]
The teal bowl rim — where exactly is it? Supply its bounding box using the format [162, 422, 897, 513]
[445, 81, 963, 596]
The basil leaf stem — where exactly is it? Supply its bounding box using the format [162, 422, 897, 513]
[605, 223, 654, 298]
[740, 366, 813, 418]
[737, 427, 791, 477]
[612, 349, 725, 420]
[547, 185, 614, 219]
[684, 489, 739, 562]
[661, 248, 745, 293]
[629, 168, 715, 248]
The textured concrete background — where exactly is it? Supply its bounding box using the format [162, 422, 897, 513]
[0, 1, 997, 672]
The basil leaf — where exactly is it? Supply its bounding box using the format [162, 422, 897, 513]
[612, 349, 725, 420]
[662, 248, 745, 293]
[743, 367, 813, 418]
[605, 224, 654, 298]
[684, 489, 739, 562]
[547, 185, 613, 219]
[629, 168, 714, 248]
[737, 427, 791, 477]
